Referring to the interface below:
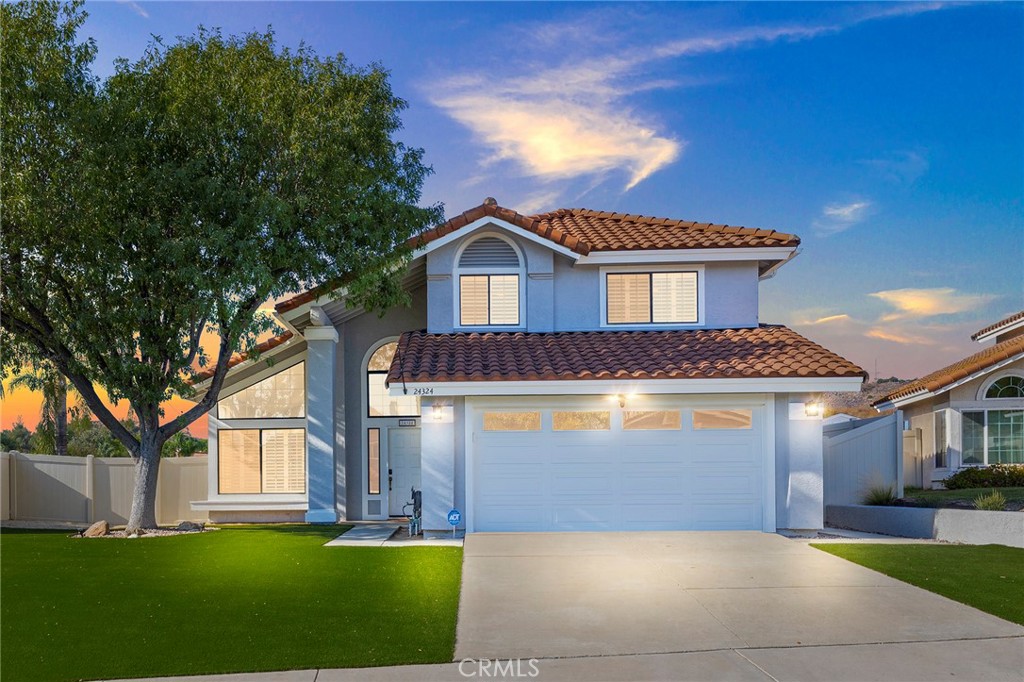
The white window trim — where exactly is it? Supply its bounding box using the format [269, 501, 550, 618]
[452, 232, 526, 331]
[958, 408, 1024, 467]
[933, 409, 949, 469]
[599, 264, 705, 329]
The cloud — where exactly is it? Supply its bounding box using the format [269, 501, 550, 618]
[428, 3, 954, 204]
[861, 150, 929, 185]
[514, 189, 563, 215]
[813, 200, 872, 235]
[810, 314, 851, 325]
[116, 0, 149, 19]
[870, 287, 998, 321]
[865, 326, 939, 346]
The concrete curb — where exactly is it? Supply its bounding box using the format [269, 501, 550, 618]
[826, 504, 1024, 547]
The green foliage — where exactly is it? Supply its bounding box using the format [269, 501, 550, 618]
[0, 527, 463, 681]
[973, 490, 1008, 511]
[943, 465, 1024, 489]
[0, 419, 32, 452]
[161, 430, 207, 457]
[862, 483, 897, 506]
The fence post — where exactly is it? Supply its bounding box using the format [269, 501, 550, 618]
[9, 451, 18, 520]
[85, 455, 96, 523]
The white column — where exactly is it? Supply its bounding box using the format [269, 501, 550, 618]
[305, 326, 339, 523]
[786, 396, 824, 530]
[420, 396, 455, 534]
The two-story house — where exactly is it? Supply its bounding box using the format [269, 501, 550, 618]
[189, 199, 866, 533]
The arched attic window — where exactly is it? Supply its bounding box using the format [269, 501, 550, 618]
[985, 375, 1024, 399]
[457, 235, 523, 326]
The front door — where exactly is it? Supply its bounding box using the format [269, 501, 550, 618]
[388, 427, 422, 516]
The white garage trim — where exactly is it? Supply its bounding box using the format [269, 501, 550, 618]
[464, 394, 776, 533]
[394, 377, 860, 397]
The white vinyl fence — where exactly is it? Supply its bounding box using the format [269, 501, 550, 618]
[0, 451, 208, 526]
[823, 411, 903, 507]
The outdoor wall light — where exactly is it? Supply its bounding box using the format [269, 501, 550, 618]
[804, 401, 823, 418]
[432, 404, 445, 421]
[608, 393, 627, 408]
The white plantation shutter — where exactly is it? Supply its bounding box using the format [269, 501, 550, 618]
[217, 362, 305, 419]
[607, 274, 651, 324]
[218, 429, 261, 494]
[652, 272, 698, 323]
[460, 275, 490, 325]
[488, 275, 519, 325]
[261, 429, 306, 493]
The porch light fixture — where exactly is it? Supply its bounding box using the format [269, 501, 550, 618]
[804, 401, 823, 418]
[432, 404, 444, 421]
[608, 393, 627, 408]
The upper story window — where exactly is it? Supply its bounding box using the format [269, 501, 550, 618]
[367, 341, 420, 417]
[604, 270, 698, 325]
[217, 362, 305, 419]
[457, 235, 523, 327]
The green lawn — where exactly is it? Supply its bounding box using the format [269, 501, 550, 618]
[902, 486, 1024, 504]
[812, 543, 1024, 625]
[0, 525, 463, 682]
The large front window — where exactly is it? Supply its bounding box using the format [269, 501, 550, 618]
[962, 410, 1024, 465]
[218, 428, 306, 494]
[606, 271, 698, 324]
[367, 342, 420, 417]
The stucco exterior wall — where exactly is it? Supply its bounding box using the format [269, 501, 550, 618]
[337, 284, 428, 520]
[774, 393, 825, 530]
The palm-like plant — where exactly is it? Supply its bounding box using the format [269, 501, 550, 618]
[6, 362, 80, 456]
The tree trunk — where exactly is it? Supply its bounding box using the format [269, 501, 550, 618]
[55, 376, 68, 457]
[125, 437, 162, 532]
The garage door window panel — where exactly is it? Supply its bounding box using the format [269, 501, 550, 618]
[483, 411, 541, 431]
[693, 409, 753, 430]
[553, 411, 611, 431]
[623, 410, 682, 430]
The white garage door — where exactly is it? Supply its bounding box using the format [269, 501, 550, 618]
[471, 397, 768, 532]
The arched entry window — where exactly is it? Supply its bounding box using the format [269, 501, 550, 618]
[366, 341, 420, 417]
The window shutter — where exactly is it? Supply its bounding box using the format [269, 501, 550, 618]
[460, 275, 490, 325]
[218, 429, 261, 494]
[652, 272, 697, 323]
[488, 275, 519, 325]
[607, 274, 651, 324]
[261, 429, 306, 494]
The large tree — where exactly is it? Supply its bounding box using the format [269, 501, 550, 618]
[2, 2, 441, 531]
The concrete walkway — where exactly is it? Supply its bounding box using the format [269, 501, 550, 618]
[323, 524, 397, 546]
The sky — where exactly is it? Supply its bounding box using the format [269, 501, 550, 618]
[2, 1, 1022, 436]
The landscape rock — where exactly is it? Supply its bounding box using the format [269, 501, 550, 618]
[83, 520, 109, 537]
[176, 521, 204, 532]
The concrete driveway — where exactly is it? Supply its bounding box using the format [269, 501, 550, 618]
[455, 531, 1024, 675]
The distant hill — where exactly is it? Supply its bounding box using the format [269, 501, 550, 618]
[823, 379, 910, 419]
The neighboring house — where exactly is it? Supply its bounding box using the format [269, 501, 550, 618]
[190, 199, 866, 533]
[872, 311, 1024, 489]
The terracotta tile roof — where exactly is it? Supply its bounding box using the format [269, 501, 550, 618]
[872, 334, 1024, 407]
[410, 200, 591, 255]
[277, 199, 800, 315]
[191, 331, 294, 382]
[531, 208, 800, 251]
[971, 310, 1024, 341]
[388, 326, 865, 385]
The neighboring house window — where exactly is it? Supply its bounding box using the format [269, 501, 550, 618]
[933, 411, 947, 468]
[217, 362, 305, 419]
[367, 342, 420, 417]
[456, 235, 523, 327]
[606, 272, 698, 324]
[962, 410, 1024, 465]
[986, 375, 1024, 398]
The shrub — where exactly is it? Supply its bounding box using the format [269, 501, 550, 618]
[863, 483, 897, 506]
[943, 464, 1024, 490]
[974, 490, 1007, 511]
